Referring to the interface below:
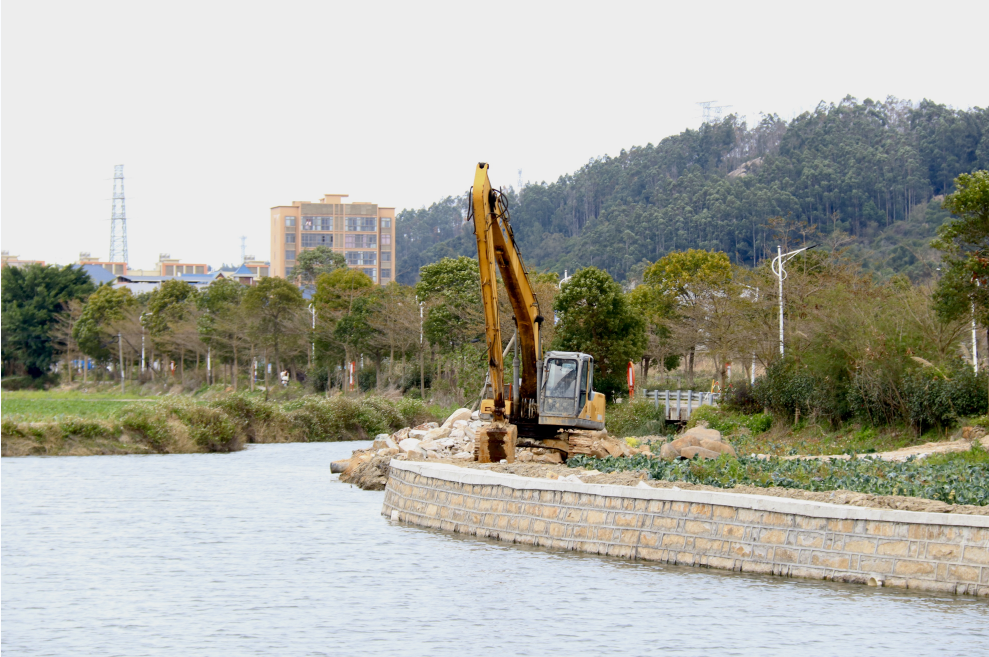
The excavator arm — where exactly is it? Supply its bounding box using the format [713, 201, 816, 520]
[471, 163, 543, 425]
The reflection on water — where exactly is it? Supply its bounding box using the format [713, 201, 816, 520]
[3, 443, 987, 656]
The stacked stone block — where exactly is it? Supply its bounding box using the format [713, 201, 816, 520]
[382, 462, 989, 597]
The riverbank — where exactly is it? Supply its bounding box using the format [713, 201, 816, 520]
[1, 391, 437, 456]
[382, 460, 989, 596]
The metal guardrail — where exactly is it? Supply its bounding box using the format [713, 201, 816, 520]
[645, 389, 721, 422]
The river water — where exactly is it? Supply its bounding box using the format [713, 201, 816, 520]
[3, 442, 987, 656]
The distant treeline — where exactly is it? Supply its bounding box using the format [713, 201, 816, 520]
[396, 97, 988, 284]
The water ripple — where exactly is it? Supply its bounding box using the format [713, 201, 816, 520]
[3, 443, 987, 656]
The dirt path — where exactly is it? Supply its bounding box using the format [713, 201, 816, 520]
[764, 435, 989, 462]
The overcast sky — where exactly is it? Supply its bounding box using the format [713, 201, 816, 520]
[2, 0, 986, 269]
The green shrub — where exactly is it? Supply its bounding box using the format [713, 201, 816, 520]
[607, 400, 667, 437]
[119, 403, 173, 452]
[396, 396, 429, 426]
[58, 417, 119, 440]
[358, 369, 377, 392]
[282, 394, 409, 441]
[901, 367, 988, 433]
[1, 418, 25, 437]
[171, 403, 239, 452]
[755, 361, 850, 425]
[721, 380, 762, 414]
[757, 358, 988, 432]
[208, 393, 284, 443]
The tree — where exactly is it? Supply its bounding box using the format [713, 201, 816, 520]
[643, 249, 733, 383]
[294, 246, 346, 288]
[243, 276, 305, 378]
[550, 267, 646, 399]
[313, 267, 374, 311]
[50, 299, 85, 382]
[144, 280, 198, 338]
[1, 264, 95, 377]
[196, 278, 247, 387]
[415, 256, 482, 349]
[367, 283, 422, 387]
[933, 170, 989, 325]
[74, 286, 137, 363]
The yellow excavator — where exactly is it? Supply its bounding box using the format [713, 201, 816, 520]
[470, 163, 605, 462]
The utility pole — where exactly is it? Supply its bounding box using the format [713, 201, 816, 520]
[419, 298, 425, 398]
[118, 332, 125, 393]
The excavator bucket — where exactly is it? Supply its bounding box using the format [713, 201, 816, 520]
[475, 423, 517, 463]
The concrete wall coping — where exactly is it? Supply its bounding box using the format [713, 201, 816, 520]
[390, 460, 989, 528]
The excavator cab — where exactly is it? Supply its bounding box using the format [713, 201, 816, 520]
[538, 352, 605, 431]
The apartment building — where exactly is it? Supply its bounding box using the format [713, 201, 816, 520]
[270, 193, 396, 284]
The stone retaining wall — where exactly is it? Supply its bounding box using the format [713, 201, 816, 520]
[382, 461, 989, 597]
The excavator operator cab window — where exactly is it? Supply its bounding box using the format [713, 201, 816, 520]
[578, 361, 589, 410]
[544, 358, 578, 399]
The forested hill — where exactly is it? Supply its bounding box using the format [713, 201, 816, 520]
[396, 97, 989, 285]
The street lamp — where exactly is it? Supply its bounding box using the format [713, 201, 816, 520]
[140, 312, 147, 374]
[771, 244, 816, 358]
[308, 303, 316, 367]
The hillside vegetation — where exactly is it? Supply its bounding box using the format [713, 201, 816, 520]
[397, 97, 988, 284]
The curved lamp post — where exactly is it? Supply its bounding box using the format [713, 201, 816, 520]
[771, 244, 816, 358]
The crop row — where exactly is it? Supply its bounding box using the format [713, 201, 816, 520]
[568, 447, 989, 506]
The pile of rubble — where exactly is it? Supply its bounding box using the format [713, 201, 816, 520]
[331, 408, 739, 491]
[332, 408, 479, 490]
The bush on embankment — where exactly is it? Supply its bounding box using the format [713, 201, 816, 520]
[569, 444, 989, 506]
[754, 356, 989, 434]
[1, 393, 433, 456]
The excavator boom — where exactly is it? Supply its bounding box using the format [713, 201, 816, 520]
[471, 163, 542, 423]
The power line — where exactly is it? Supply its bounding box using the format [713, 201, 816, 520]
[696, 100, 732, 125]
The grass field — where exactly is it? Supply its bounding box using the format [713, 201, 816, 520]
[1, 392, 153, 422]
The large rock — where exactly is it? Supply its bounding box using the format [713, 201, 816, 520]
[667, 435, 701, 452]
[680, 446, 721, 460]
[339, 454, 392, 490]
[422, 426, 452, 442]
[391, 427, 410, 442]
[398, 438, 422, 453]
[700, 438, 736, 457]
[372, 434, 398, 450]
[683, 427, 722, 442]
[532, 451, 563, 464]
[442, 408, 473, 429]
[659, 442, 680, 460]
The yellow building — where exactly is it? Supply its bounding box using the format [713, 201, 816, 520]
[270, 193, 396, 284]
[77, 252, 127, 275]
